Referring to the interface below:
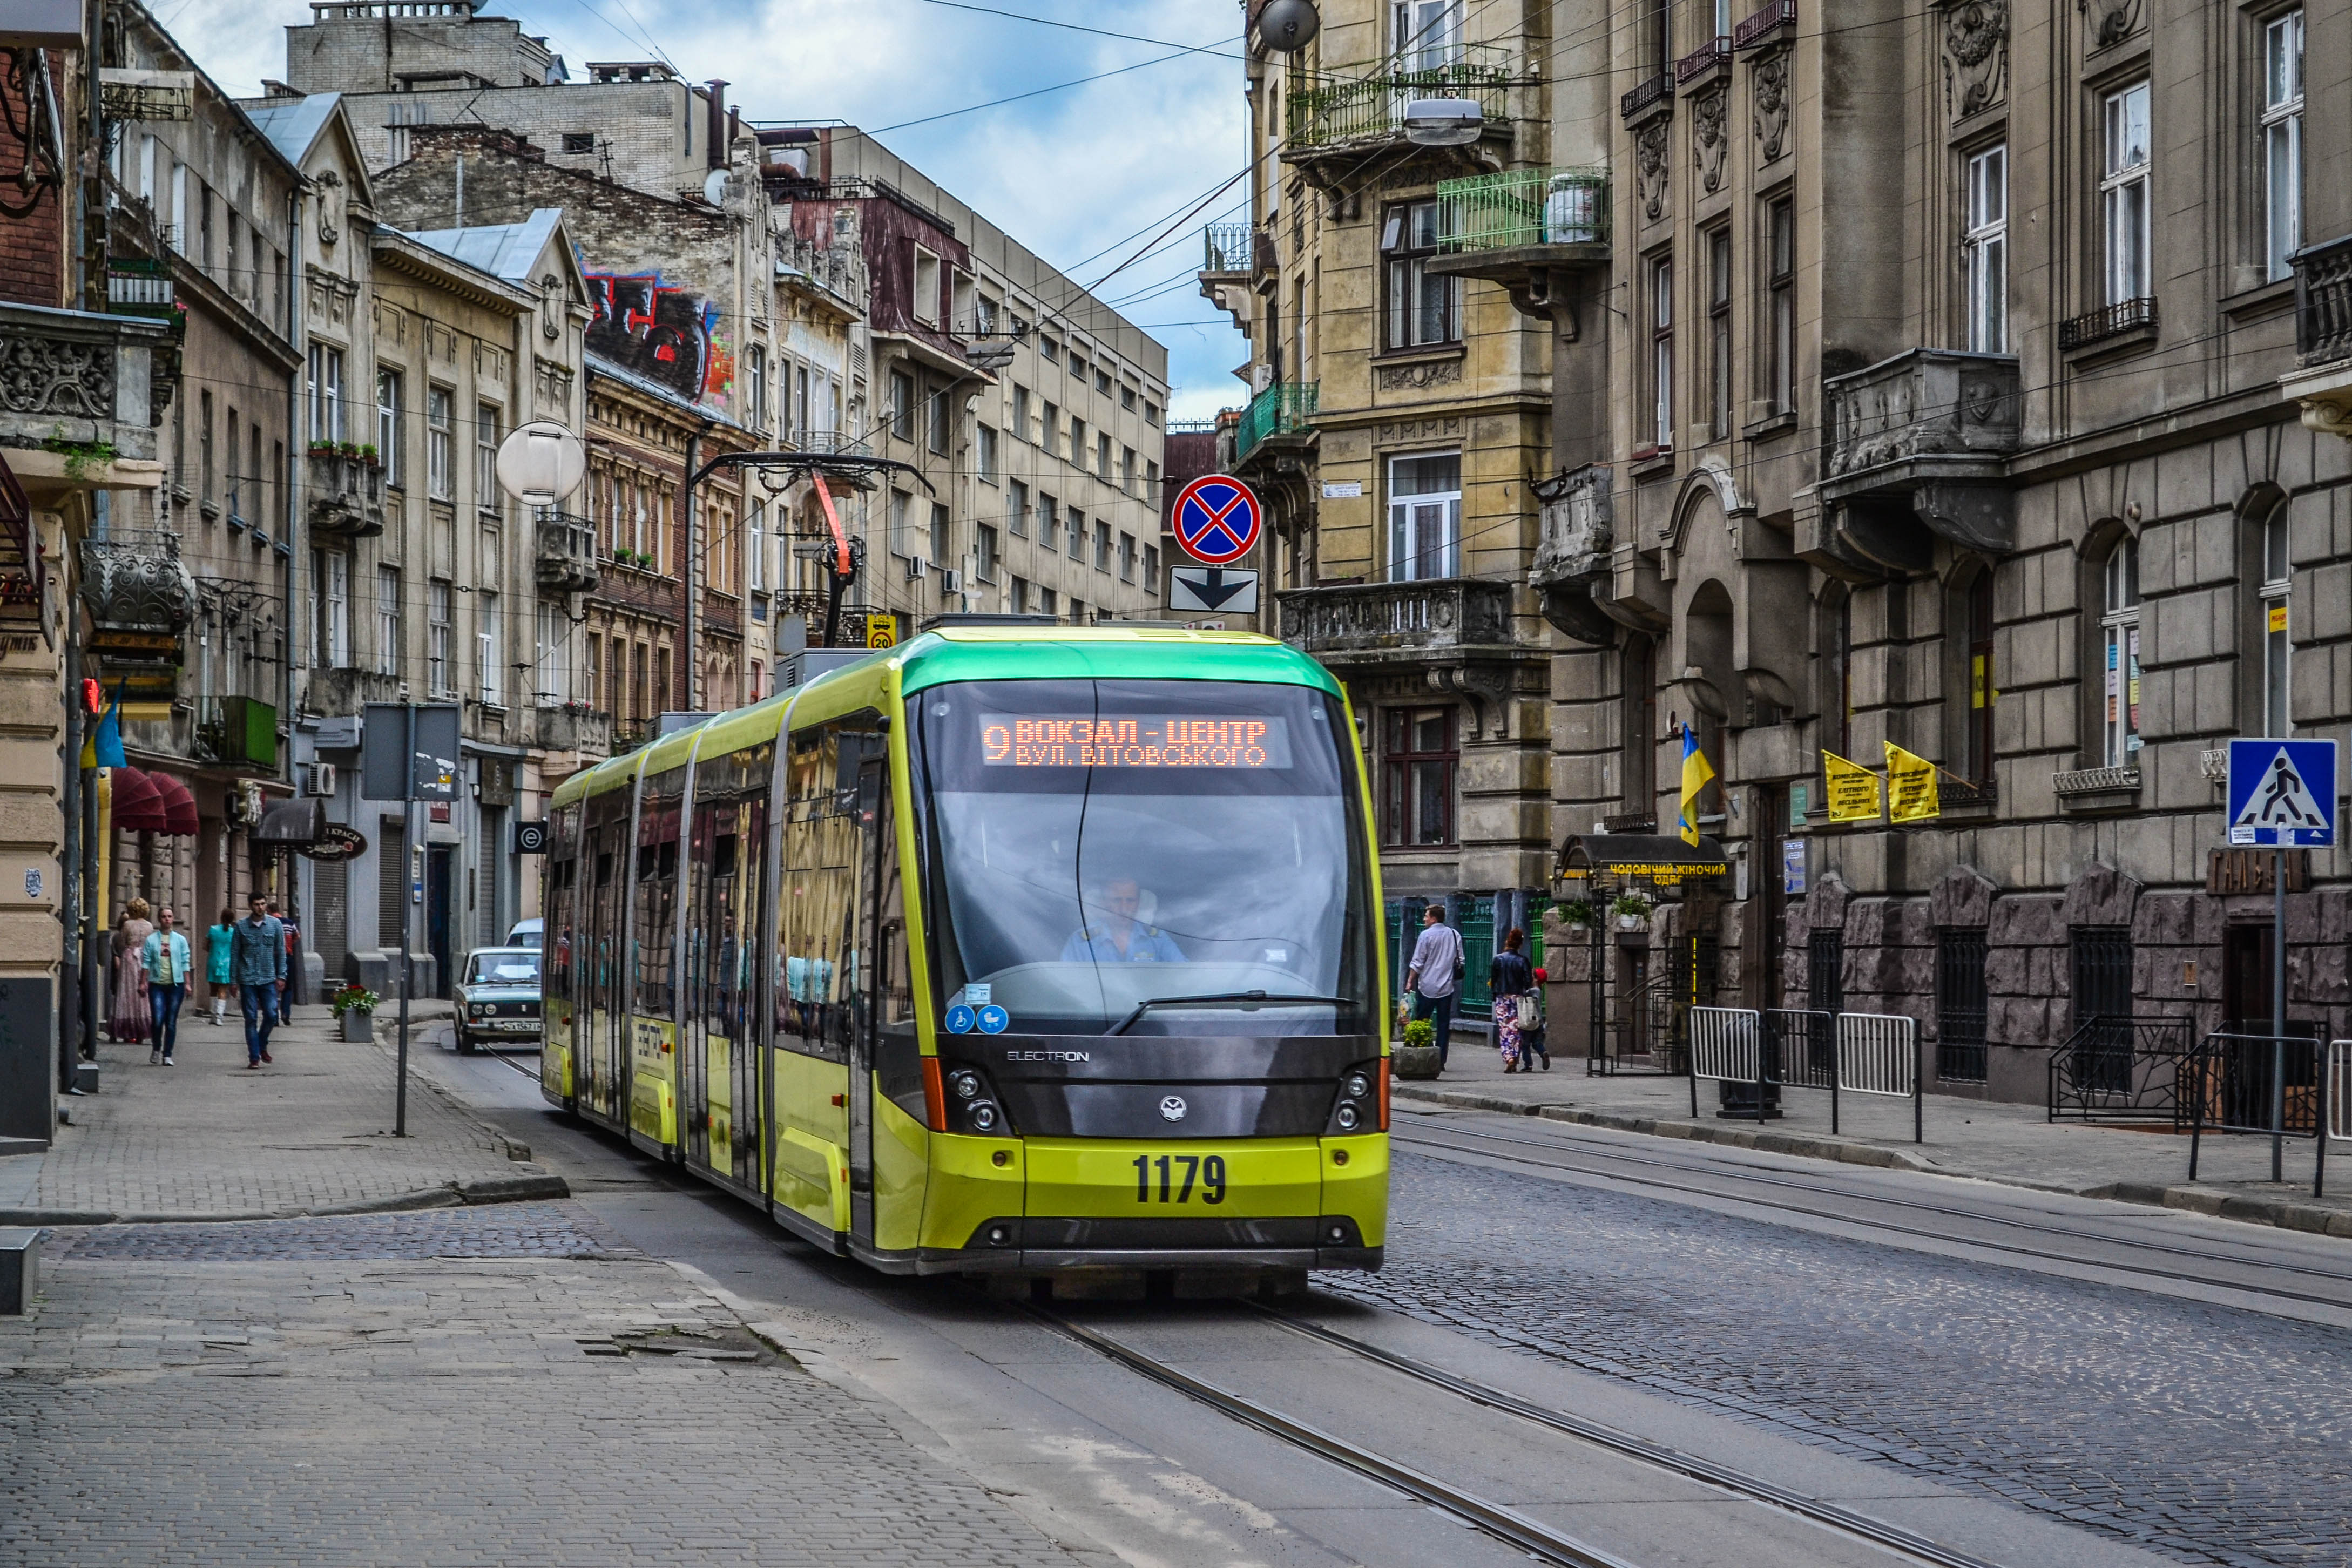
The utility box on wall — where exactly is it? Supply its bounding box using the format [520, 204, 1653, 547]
[0, 977, 55, 1146]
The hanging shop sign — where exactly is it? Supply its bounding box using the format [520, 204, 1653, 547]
[296, 823, 368, 862]
[1821, 751, 1882, 822]
[1885, 742, 1941, 823]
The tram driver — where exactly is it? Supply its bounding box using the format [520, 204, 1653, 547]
[1060, 876, 1186, 964]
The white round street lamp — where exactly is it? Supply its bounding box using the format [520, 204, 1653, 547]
[1403, 97, 1484, 146]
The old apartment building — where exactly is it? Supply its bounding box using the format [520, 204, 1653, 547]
[1221, 0, 2352, 1093]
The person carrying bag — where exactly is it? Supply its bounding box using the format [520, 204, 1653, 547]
[1489, 928, 1543, 1073]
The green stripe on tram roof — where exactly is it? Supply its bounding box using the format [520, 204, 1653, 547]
[894, 628, 1340, 697]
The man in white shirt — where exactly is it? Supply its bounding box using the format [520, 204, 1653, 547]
[1403, 902, 1463, 1068]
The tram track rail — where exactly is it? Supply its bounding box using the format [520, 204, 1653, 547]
[1392, 1115, 2352, 1310]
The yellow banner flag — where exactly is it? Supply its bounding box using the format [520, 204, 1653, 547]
[1885, 742, 1941, 823]
[1821, 751, 1882, 822]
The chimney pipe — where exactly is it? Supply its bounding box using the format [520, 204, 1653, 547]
[705, 80, 728, 170]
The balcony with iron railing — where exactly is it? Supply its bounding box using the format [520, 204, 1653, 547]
[535, 512, 601, 593]
[1733, 0, 1797, 49]
[1201, 223, 1253, 275]
[2057, 295, 2158, 352]
[1620, 72, 1670, 120]
[195, 694, 278, 773]
[1674, 34, 1732, 89]
[1284, 44, 1517, 157]
[1276, 576, 1515, 662]
[1234, 382, 1318, 466]
[1428, 167, 1610, 315]
[2283, 234, 2352, 436]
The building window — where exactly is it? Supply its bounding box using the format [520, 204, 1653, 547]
[1093, 519, 1112, 572]
[930, 502, 951, 569]
[476, 403, 501, 514]
[1647, 252, 1674, 449]
[1145, 400, 1161, 426]
[1824, 590, 1853, 759]
[198, 390, 214, 504]
[1382, 199, 1458, 349]
[1118, 532, 1135, 582]
[1119, 384, 1136, 412]
[428, 581, 452, 696]
[1766, 201, 1795, 415]
[1964, 146, 2008, 353]
[1706, 226, 1732, 441]
[1143, 544, 1158, 592]
[1010, 576, 1028, 613]
[1037, 585, 1058, 616]
[748, 501, 766, 591]
[1042, 401, 1061, 460]
[1008, 479, 1029, 536]
[1038, 495, 1058, 553]
[889, 370, 915, 442]
[427, 388, 453, 499]
[2262, 10, 2304, 282]
[975, 523, 998, 583]
[1381, 707, 1457, 847]
[322, 551, 350, 668]
[479, 591, 502, 706]
[912, 247, 941, 325]
[1071, 416, 1087, 469]
[1121, 445, 1137, 493]
[1069, 506, 1086, 559]
[926, 381, 950, 456]
[1098, 432, 1112, 479]
[1392, 0, 1462, 69]
[746, 346, 767, 434]
[308, 344, 344, 444]
[1012, 385, 1031, 441]
[2260, 501, 2291, 734]
[1934, 929, 1989, 1082]
[1388, 452, 1462, 582]
[977, 423, 997, 483]
[2101, 82, 2152, 305]
[1966, 570, 1996, 782]
[376, 565, 402, 677]
[2101, 537, 2141, 766]
[375, 369, 402, 487]
[1623, 634, 1656, 812]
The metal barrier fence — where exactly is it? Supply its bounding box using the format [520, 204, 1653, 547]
[2046, 1016, 2198, 1125]
[1683, 1006, 1917, 1141]
[2333, 1041, 2352, 1144]
[2187, 1031, 2330, 1196]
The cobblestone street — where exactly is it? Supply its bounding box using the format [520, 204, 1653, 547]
[1334, 1148, 2352, 1568]
[0, 1204, 1074, 1568]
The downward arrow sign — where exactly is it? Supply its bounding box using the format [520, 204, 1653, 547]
[1182, 567, 1251, 610]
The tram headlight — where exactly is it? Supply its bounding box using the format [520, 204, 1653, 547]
[968, 1101, 1000, 1133]
[1343, 1072, 1370, 1100]
[1335, 1103, 1360, 1131]
[949, 1069, 982, 1100]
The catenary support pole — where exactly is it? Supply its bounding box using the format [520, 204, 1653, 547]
[2272, 847, 2286, 1184]
[396, 702, 414, 1137]
[59, 633, 80, 1094]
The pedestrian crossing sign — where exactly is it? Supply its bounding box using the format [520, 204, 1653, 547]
[2226, 738, 2337, 847]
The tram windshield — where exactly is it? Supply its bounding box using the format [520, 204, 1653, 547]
[909, 678, 1377, 1037]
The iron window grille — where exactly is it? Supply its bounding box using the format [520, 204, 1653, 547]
[1936, 928, 1989, 1082]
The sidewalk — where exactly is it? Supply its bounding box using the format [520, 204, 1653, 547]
[0, 1003, 560, 1223]
[1400, 1036, 2352, 1236]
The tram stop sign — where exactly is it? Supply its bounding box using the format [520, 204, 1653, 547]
[1171, 475, 1263, 565]
[2226, 738, 2339, 846]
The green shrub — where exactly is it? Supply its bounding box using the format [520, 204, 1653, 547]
[1402, 1018, 1436, 1050]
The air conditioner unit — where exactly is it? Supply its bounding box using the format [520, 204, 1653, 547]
[937, 568, 963, 595]
[303, 762, 337, 797]
[903, 555, 928, 581]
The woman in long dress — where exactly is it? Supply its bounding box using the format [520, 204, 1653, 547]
[111, 898, 155, 1044]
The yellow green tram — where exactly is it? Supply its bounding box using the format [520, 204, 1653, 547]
[539, 627, 1390, 1279]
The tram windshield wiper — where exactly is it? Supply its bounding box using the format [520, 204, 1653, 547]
[1106, 991, 1351, 1037]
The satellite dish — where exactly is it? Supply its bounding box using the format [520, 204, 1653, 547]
[703, 168, 730, 205]
[495, 420, 587, 508]
[1258, 0, 1320, 51]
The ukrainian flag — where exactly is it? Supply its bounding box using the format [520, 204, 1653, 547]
[1677, 728, 1715, 846]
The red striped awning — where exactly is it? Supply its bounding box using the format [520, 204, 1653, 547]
[153, 771, 199, 836]
[110, 766, 168, 833]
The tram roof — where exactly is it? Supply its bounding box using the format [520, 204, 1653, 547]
[548, 628, 1339, 808]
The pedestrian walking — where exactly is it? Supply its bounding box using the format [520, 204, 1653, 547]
[204, 908, 235, 1026]
[141, 906, 192, 1064]
[1490, 928, 1543, 1073]
[109, 900, 154, 1045]
[229, 894, 289, 1068]
[1403, 902, 1464, 1071]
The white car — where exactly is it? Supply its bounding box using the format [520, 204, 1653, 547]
[506, 917, 543, 950]
[455, 947, 542, 1053]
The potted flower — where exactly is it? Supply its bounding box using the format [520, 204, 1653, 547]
[330, 983, 380, 1043]
[1394, 1016, 1443, 1080]
[1560, 898, 1596, 931]
[339, 440, 361, 458]
[309, 438, 338, 457]
[357, 443, 380, 467]
[1610, 891, 1654, 930]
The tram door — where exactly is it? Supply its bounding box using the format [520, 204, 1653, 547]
[847, 744, 887, 1246]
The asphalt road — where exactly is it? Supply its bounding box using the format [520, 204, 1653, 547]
[421, 1042, 2348, 1568]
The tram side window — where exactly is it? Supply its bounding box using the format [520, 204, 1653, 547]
[776, 715, 880, 1059]
[636, 768, 685, 1018]
[591, 838, 617, 1010]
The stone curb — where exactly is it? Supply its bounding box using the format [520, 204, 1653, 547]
[0, 1172, 569, 1228]
[1391, 1083, 2352, 1239]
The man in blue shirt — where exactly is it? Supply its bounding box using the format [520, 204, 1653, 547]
[1060, 877, 1186, 964]
[229, 894, 288, 1068]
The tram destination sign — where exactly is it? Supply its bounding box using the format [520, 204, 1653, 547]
[979, 714, 1293, 769]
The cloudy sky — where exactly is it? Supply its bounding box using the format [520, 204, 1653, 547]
[172, 0, 1254, 417]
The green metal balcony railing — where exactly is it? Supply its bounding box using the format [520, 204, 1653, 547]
[1236, 382, 1318, 463]
[1435, 166, 1609, 253]
[1285, 45, 1516, 151]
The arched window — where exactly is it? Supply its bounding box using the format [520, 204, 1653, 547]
[2258, 501, 2291, 735]
[2099, 537, 2140, 766]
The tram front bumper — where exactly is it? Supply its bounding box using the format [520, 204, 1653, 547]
[913, 1133, 1387, 1276]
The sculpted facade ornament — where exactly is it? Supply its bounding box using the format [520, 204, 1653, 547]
[1752, 52, 1790, 163]
[1375, 356, 1464, 391]
[0, 328, 115, 419]
[2081, 0, 2140, 49]
[1942, 0, 2009, 118]
[315, 169, 343, 247]
[1692, 84, 1729, 194]
[1635, 119, 1671, 221]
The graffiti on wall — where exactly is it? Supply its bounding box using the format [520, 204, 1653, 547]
[585, 269, 736, 411]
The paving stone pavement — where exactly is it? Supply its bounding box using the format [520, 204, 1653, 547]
[15, 1012, 534, 1219]
[1333, 1152, 2352, 1568]
[0, 1204, 1074, 1567]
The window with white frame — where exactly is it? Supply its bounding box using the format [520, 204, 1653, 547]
[1706, 227, 1731, 441]
[1012, 385, 1031, 442]
[1391, 0, 1461, 68]
[1387, 453, 1462, 582]
[2100, 537, 2141, 766]
[1008, 478, 1029, 536]
[1382, 200, 1458, 349]
[977, 423, 998, 483]
[323, 551, 350, 667]
[976, 523, 998, 583]
[428, 580, 453, 696]
[2260, 502, 2292, 734]
[912, 247, 941, 325]
[1647, 253, 1674, 449]
[749, 501, 766, 591]
[1964, 145, 2008, 352]
[427, 388, 452, 498]
[535, 601, 569, 705]
[479, 591, 503, 706]
[375, 369, 402, 486]
[376, 565, 402, 676]
[1767, 200, 1795, 414]
[2101, 82, 2152, 305]
[2262, 10, 2304, 282]
[475, 403, 501, 514]
[308, 344, 344, 444]
[747, 345, 768, 433]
